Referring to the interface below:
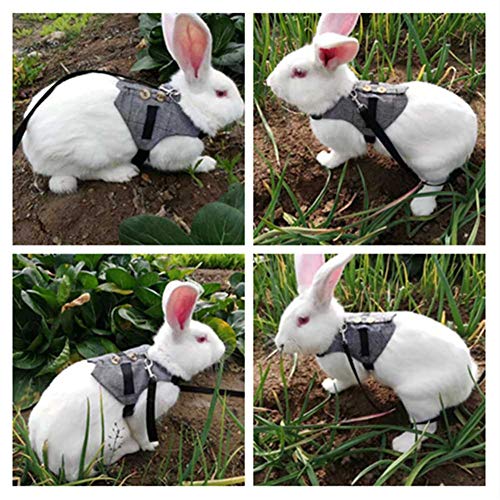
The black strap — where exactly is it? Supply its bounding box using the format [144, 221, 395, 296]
[146, 375, 158, 442]
[356, 98, 448, 187]
[171, 376, 245, 399]
[358, 327, 374, 370]
[13, 69, 162, 154]
[131, 149, 150, 167]
[340, 333, 386, 413]
[120, 362, 135, 395]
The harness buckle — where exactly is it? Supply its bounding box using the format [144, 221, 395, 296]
[349, 90, 367, 111]
[159, 85, 181, 101]
[144, 358, 157, 381]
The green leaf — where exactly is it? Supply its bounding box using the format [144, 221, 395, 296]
[74, 254, 103, 270]
[218, 182, 244, 213]
[13, 351, 46, 370]
[105, 268, 136, 290]
[96, 282, 134, 295]
[36, 338, 71, 377]
[131, 54, 163, 72]
[57, 274, 72, 305]
[112, 305, 158, 334]
[138, 271, 160, 287]
[205, 317, 236, 359]
[135, 286, 161, 307]
[20, 290, 47, 318]
[13, 369, 47, 409]
[78, 271, 99, 289]
[191, 202, 244, 245]
[119, 215, 193, 245]
[76, 338, 118, 359]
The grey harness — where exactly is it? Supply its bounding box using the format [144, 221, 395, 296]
[316, 312, 396, 370]
[114, 80, 203, 167]
[312, 81, 408, 143]
[88, 344, 173, 418]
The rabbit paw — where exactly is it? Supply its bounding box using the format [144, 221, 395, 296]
[49, 175, 78, 194]
[316, 150, 347, 169]
[99, 165, 139, 183]
[322, 377, 349, 394]
[410, 197, 437, 217]
[193, 156, 217, 173]
[392, 432, 418, 453]
[140, 440, 159, 452]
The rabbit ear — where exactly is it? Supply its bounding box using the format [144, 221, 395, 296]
[162, 13, 212, 84]
[163, 282, 200, 333]
[314, 36, 359, 70]
[310, 254, 354, 307]
[295, 254, 326, 294]
[317, 13, 360, 36]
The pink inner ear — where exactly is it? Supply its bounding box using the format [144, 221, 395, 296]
[176, 18, 208, 78]
[318, 13, 360, 36]
[167, 286, 198, 330]
[296, 254, 325, 292]
[319, 42, 358, 69]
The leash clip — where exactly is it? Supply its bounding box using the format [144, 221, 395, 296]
[144, 358, 157, 381]
[349, 90, 367, 111]
[159, 85, 181, 101]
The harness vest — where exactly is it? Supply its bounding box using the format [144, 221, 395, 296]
[312, 81, 409, 143]
[113, 80, 203, 167]
[316, 312, 397, 370]
[88, 344, 173, 417]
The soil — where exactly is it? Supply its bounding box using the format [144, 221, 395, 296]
[12, 14, 244, 245]
[253, 341, 485, 486]
[254, 39, 486, 245]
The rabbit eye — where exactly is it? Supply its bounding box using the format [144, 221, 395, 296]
[297, 316, 310, 327]
[215, 89, 228, 98]
[196, 336, 208, 343]
[291, 68, 307, 79]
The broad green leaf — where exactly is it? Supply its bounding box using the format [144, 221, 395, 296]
[20, 290, 47, 318]
[36, 338, 71, 377]
[13, 369, 48, 409]
[218, 182, 244, 213]
[13, 351, 46, 370]
[96, 282, 134, 295]
[76, 338, 118, 359]
[106, 268, 136, 290]
[78, 271, 99, 289]
[57, 274, 72, 305]
[74, 254, 103, 270]
[191, 202, 244, 245]
[119, 215, 193, 245]
[138, 272, 160, 287]
[135, 286, 161, 307]
[205, 317, 236, 359]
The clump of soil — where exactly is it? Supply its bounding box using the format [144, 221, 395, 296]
[254, 37, 485, 245]
[254, 341, 485, 486]
[13, 14, 244, 245]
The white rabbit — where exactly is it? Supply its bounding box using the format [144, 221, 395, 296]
[266, 14, 477, 216]
[275, 254, 478, 453]
[29, 280, 226, 481]
[21, 13, 244, 194]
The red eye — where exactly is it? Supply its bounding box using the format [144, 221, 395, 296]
[297, 316, 310, 327]
[292, 68, 307, 79]
[196, 336, 208, 344]
[215, 89, 228, 98]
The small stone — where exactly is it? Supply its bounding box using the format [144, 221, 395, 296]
[43, 31, 67, 45]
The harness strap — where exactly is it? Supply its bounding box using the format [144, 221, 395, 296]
[353, 92, 448, 188]
[171, 376, 245, 399]
[146, 375, 158, 442]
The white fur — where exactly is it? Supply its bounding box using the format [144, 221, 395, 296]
[266, 14, 478, 216]
[22, 14, 244, 193]
[275, 254, 478, 453]
[29, 280, 225, 480]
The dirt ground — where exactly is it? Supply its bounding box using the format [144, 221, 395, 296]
[13, 14, 244, 245]
[253, 340, 485, 486]
[254, 45, 485, 245]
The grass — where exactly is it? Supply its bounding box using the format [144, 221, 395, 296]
[253, 254, 485, 485]
[13, 363, 244, 486]
[253, 13, 486, 245]
[13, 53, 45, 100]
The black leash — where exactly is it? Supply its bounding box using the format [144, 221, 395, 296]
[14, 69, 146, 154]
[171, 376, 245, 399]
[338, 324, 483, 426]
[347, 90, 452, 188]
